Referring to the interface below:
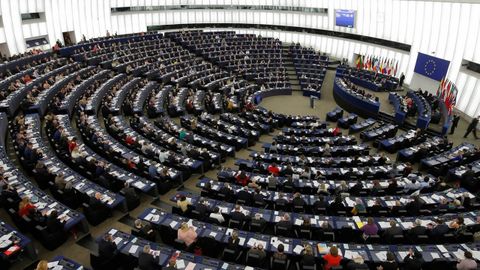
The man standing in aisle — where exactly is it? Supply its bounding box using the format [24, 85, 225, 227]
[399, 73, 405, 88]
[450, 114, 460, 135]
[464, 116, 479, 139]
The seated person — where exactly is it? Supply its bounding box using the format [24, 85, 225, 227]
[449, 217, 467, 235]
[403, 249, 424, 270]
[273, 243, 287, 261]
[251, 213, 267, 231]
[176, 195, 191, 213]
[323, 246, 342, 270]
[377, 251, 398, 270]
[247, 243, 266, 265]
[177, 222, 197, 247]
[407, 219, 427, 241]
[292, 192, 306, 208]
[230, 204, 247, 223]
[456, 251, 477, 270]
[134, 219, 155, 240]
[138, 245, 159, 270]
[236, 186, 253, 203]
[383, 220, 403, 242]
[253, 188, 266, 206]
[235, 171, 250, 186]
[328, 195, 346, 214]
[361, 217, 379, 236]
[428, 218, 450, 237]
[277, 213, 293, 231]
[18, 197, 36, 217]
[346, 254, 369, 270]
[227, 229, 241, 254]
[219, 183, 234, 199]
[194, 198, 209, 217]
[351, 198, 366, 215]
[98, 234, 118, 260]
[301, 245, 316, 267]
[209, 207, 225, 224]
[275, 192, 289, 208]
[45, 210, 65, 233]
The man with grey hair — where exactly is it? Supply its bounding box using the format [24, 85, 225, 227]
[138, 244, 159, 270]
[407, 219, 427, 242]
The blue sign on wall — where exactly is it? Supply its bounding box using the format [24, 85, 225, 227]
[414, 52, 450, 81]
[335, 10, 355, 28]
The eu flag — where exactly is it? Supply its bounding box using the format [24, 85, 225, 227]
[414, 52, 450, 81]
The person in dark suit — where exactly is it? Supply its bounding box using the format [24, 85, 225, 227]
[253, 188, 266, 206]
[428, 218, 450, 238]
[301, 245, 316, 267]
[226, 229, 241, 255]
[403, 249, 424, 270]
[194, 198, 209, 217]
[313, 195, 328, 213]
[219, 183, 234, 200]
[121, 182, 139, 205]
[45, 210, 65, 233]
[98, 234, 117, 260]
[328, 195, 346, 214]
[276, 213, 293, 232]
[236, 186, 253, 204]
[378, 251, 399, 270]
[230, 205, 246, 222]
[292, 192, 306, 208]
[134, 219, 155, 241]
[274, 192, 289, 209]
[450, 114, 460, 135]
[464, 116, 479, 139]
[138, 245, 159, 270]
[407, 219, 427, 242]
[383, 220, 403, 242]
[399, 73, 405, 87]
[462, 165, 476, 189]
[350, 181, 363, 196]
[251, 213, 267, 232]
[406, 196, 423, 216]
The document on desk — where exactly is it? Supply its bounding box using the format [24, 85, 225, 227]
[344, 250, 360, 259]
[431, 252, 440, 259]
[378, 221, 391, 229]
[453, 249, 465, 260]
[169, 221, 178, 229]
[375, 251, 388, 261]
[113, 237, 122, 245]
[185, 262, 196, 270]
[176, 259, 185, 269]
[129, 245, 138, 254]
[293, 245, 303, 255]
[436, 245, 448, 253]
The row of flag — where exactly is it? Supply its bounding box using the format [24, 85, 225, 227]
[355, 55, 399, 77]
[436, 78, 458, 115]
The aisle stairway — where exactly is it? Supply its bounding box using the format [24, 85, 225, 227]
[281, 43, 301, 92]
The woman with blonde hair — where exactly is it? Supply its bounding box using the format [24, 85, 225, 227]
[18, 197, 36, 217]
[177, 222, 197, 247]
[35, 260, 48, 270]
[301, 244, 316, 266]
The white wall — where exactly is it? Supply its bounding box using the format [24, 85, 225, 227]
[0, 0, 480, 117]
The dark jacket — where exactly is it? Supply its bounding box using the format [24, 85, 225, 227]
[138, 252, 159, 270]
